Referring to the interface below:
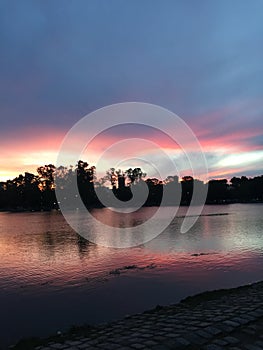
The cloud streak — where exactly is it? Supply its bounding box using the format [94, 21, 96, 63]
[0, 1, 262, 180]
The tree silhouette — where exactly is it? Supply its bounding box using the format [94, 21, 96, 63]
[125, 168, 146, 185]
[207, 179, 228, 203]
[76, 160, 96, 207]
[0, 160, 262, 211]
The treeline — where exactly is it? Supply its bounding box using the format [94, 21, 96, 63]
[0, 160, 262, 211]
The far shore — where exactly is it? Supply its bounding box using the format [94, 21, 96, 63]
[1, 200, 263, 214]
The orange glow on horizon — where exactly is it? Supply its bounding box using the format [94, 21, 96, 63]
[0, 124, 262, 182]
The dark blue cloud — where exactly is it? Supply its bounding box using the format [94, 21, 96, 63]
[0, 0, 262, 143]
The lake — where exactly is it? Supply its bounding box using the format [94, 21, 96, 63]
[0, 204, 263, 347]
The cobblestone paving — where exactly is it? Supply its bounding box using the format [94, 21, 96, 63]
[34, 282, 263, 350]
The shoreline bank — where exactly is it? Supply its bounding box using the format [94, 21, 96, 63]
[1, 200, 263, 213]
[10, 280, 263, 350]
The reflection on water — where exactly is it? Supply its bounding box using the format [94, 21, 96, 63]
[0, 204, 263, 347]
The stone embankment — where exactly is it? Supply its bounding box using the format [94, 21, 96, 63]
[15, 281, 263, 350]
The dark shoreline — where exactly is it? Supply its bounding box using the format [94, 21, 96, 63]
[1, 200, 263, 214]
[9, 280, 263, 350]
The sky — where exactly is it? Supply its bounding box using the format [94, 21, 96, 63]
[0, 0, 263, 182]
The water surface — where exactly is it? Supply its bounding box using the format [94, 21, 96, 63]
[0, 204, 263, 347]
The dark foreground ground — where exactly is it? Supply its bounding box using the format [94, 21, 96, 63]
[11, 281, 263, 350]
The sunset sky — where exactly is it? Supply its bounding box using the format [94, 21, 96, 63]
[0, 0, 263, 182]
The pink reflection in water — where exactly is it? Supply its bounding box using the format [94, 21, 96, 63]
[0, 204, 263, 346]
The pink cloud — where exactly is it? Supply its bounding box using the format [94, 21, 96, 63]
[0, 113, 262, 182]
